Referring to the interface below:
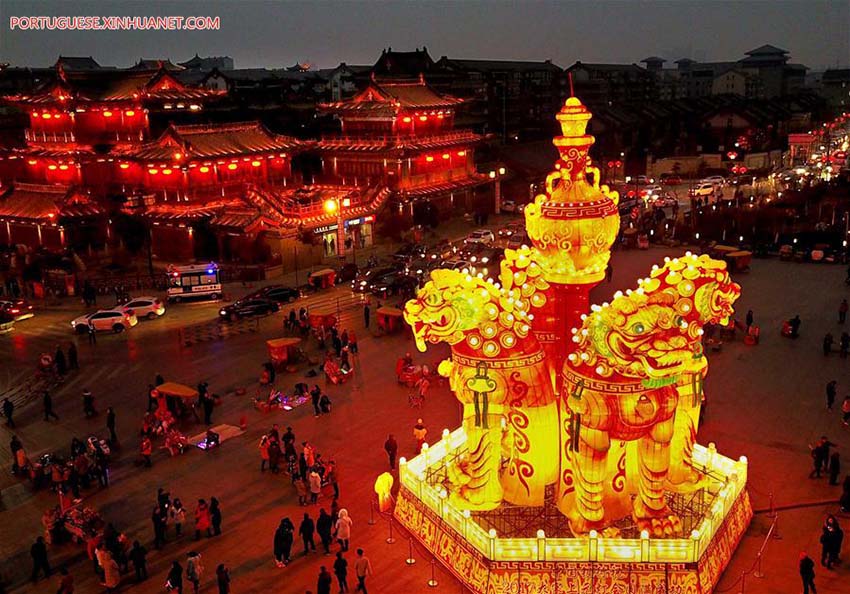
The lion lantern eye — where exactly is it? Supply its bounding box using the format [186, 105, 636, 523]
[674, 315, 684, 327]
[425, 293, 440, 306]
[630, 322, 646, 335]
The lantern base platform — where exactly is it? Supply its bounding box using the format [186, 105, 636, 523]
[394, 428, 751, 594]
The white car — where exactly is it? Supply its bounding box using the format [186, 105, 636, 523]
[689, 182, 719, 198]
[640, 185, 663, 198]
[464, 230, 495, 245]
[71, 309, 138, 334]
[500, 200, 518, 214]
[123, 296, 166, 320]
[701, 175, 726, 186]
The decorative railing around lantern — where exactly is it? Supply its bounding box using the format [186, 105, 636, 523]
[398, 426, 748, 564]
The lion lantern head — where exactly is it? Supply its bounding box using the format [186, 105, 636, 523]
[568, 253, 740, 384]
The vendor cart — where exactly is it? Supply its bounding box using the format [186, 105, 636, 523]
[266, 337, 302, 370]
[376, 306, 405, 335]
[155, 382, 199, 419]
[308, 268, 336, 290]
[309, 311, 338, 331]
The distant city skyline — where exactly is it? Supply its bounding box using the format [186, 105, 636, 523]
[1, 0, 847, 71]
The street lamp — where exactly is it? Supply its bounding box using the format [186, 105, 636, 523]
[489, 167, 506, 214]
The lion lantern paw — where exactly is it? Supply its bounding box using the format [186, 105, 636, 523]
[633, 508, 683, 537]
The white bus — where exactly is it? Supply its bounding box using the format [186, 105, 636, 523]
[166, 263, 222, 302]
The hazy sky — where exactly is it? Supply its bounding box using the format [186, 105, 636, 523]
[1, 0, 848, 71]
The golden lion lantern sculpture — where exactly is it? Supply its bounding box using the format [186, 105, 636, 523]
[402, 93, 742, 538]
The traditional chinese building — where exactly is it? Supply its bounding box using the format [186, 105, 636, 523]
[0, 183, 104, 250]
[0, 62, 226, 187]
[316, 75, 488, 253]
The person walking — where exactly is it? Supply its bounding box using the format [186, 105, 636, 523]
[843, 396, 850, 427]
[274, 517, 295, 567]
[348, 330, 358, 354]
[140, 436, 153, 468]
[384, 434, 398, 470]
[840, 299, 848, 324]
[809, 437, 837, 479]
[194, 499, 212, 539]
[106, 407, 117, 444]
[43, 390, 59, 421]
[829, 452, 841, 486]
[56, 567, 74, 594]
[54, 346, 67, 376]
[327, 460, 340, 499]
[363, 302, 370, 329]
[171, 498, 186, 537]
[216, 564, 230, 594]
[311, 385, 322, 417]
[82, 389, 96, 417]
[300, 513, 317, 555]
[30, 536, 51, 582]
[824, 333, 834, 356]
[186, 551, 203, 594]
[210, 497, 222, 536]
[67, 342, 78, 371]
[87, 323, 96, 345]
[413, 419, 428, 454]
[167, 560, 183, 594]
[259, 435, 270, 472]
[317, 508, 333, 555]
[309, 470, 322, 504]
[827, 381, 837, 411]
[152, 505, 167, 550]
[3, 397, 14, 428]
[317, 566, 333, 594]
[333, 551, 349, 592]
[842, 333, 850, 358]
[353, 548, 372, 593]
[103, 555, 120, 592]
[129, 540, 147, 581]
[335, 508, 352, 552]
[745, 309, 753, 331]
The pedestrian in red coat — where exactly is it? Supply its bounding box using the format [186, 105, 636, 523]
[194, 499, 211, 540]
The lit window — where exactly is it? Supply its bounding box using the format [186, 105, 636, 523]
[419, 115, 427, 122]
[227, 163, 237, 170]
[125, 110, 135, 117]
[41, 113, 51, 119]
[162, 169, 172, 175]
[442, 153, 450, 159]
[403, 117, 412, 123]
[148, 169, 159, 175]
[103, 111, 113, 117]
[119, 163, 130, 170]
[251, 161, 261, 167]
[59, 164, 69, 170]
[27, 160, 37, 165]
[457, 151, 466, 157]
[425, 156, 434, 162]
[199, 166, 210, 173]
[48, 165, 57, 170]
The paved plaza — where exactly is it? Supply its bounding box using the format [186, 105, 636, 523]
[2, 244, 850, 594]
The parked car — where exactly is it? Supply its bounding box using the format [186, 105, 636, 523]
[122, 296, 166, 320]
[701, 175, 726, 186]
[444, 259, 472, 272]
[218, 298, 280, 321]
[352, 265, 400, 292]
[500, 200, 518, 213]
[498, 222, 524, 238]
[252, 285, 301, 303]
[71, 309, 138, 333]
[689, 182, 719, 197]
[731, 174, 756, 186]
[506, 232, 530, 249]
[370, 273, 420, 298]
[335, 263, 359, 284]
[469, 247, 504, 266]
[0, 298, 34, 321]
[640, 185, 663, 199]
[649, 193, 679, 208]
[464, 229, 495, 245]
[0, 310, 14, 332]
[660, 174, 683, 185]
[632, 175, 652, 185]
[392, 243, 427, 263]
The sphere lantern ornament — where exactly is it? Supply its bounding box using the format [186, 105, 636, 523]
[524, 96, 620, 286]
